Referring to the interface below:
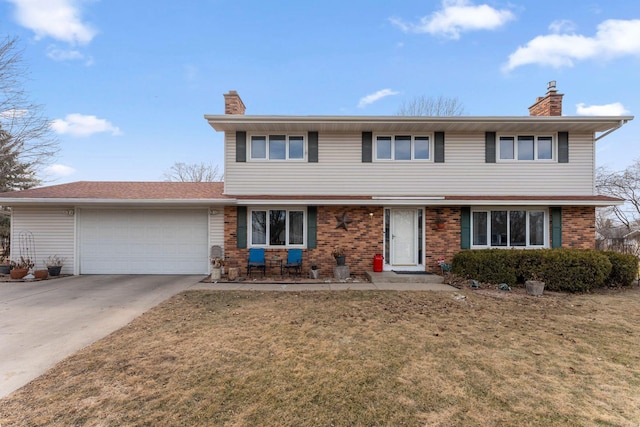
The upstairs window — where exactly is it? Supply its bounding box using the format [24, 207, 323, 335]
[498, 135, 554, 161]
[375, 135, 431, 161]
[250, 135, 305, 160]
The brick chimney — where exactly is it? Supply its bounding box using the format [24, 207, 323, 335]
[224, 90, 246, 115]
[528, 81, 563, 116]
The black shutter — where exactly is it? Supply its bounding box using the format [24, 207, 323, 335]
[558, 132, 569, 163]
[308, 131, 318, 163]
[551, 207, 562, 248]
[362, 132, 372, 163]
[237, 206, 247, 249]
[485, 132, 496, 163]
[434, 132, 445, 163]
[460, 207, 471, 249]
[236, 131, 247, 162]
[307, 206, 317, 249]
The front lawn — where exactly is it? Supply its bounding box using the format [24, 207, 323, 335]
[1, 287, 640, 426]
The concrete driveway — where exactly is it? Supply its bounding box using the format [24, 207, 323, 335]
[0, 275, 204, 398]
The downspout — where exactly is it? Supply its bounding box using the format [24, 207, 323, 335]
[595, 119, 629, 142]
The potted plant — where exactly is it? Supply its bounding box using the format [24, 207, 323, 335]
[435, 216, 446, 229]
[10, 256, 34, 279]
[44, 255, 65, 277]
[0, 255, 10, 275]
[331, 247, 346, 266]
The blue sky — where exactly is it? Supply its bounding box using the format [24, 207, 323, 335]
[0, 0, 639, 184]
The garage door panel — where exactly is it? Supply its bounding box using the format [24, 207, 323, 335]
[79, 209, 209, 274]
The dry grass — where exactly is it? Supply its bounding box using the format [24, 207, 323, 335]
[1, 286, 640, 426]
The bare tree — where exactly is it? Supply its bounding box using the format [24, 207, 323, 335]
[596, 163, 640, 228]
[0, 36, 59, 190]
[163, 162, 223, 182]
[395, 95, 466, 116]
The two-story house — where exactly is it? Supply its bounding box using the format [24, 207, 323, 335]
[0, 84, 632, 276]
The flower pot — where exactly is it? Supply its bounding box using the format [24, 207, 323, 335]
[335, 255, 346, 266]
[525, 280, 545, 296]
[47, 266, 62, 277]
[211, 268, 222, 281]
[309, 269, 320, 279]
[0, 264, 10, 275]
[10, 269, 28, 280]
[34, 269, 49, 280]
[436, 223, 446, 230]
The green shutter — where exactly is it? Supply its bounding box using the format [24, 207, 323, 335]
[307, 206, 317, 249]
[236, 131, 247, 162]
[434, 132, 445, 163]
[237, 206, 247, 249]
[362, 132, 372, 163]
[558, 132, 568, 163]
[485, 132, 496, 163]
[551, 207, 562, 248]
[461, 207, 471, 249]
[308, 131, 318, 163]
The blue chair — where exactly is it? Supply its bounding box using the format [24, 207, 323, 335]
[282, 249, 303, 277]
[247, 248, 266, 277]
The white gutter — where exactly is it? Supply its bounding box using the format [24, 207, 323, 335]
[0, 198, 234, 206]
[595, 119, 629, 142]
[237, 198, 622, 207]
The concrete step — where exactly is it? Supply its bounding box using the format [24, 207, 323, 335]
[366, 271, 444, 285]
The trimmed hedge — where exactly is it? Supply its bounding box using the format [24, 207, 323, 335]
[451, 249, 633, 292]
[603, 251, 639, 287]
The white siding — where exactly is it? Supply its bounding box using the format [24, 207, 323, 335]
[224, 131, 595, 196]
[209, 209, 224, 259]
[10, 207, 75, 275]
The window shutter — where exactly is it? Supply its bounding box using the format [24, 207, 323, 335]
[434, 132, 445, 163]
[460, 207, 471, 249]
[551, 207, 562, 248]
[308, 131, 318, 163]
[558, 132, 569, 163]
[236, 131, 247, 162]
[307, 206, 317, 248]
[485, 132, 496, 163]
[237, 206, 247, 248]
[362, 132, 372, 163]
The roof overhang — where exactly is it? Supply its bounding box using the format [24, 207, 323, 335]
[0, 198, 233, 207]
[205, 115, 633, 136]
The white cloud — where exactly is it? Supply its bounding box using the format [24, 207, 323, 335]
[358, 89, 400, 108]
[576, 102, 630, 116]
[51, 114, 122, 137]
[549, 19, 576, 34]
[390, 0, 515, 39]
[504, 19, 640, 71]
[7, 0, 97, 45]
[0, 109, 29, 119]
[46, 45, 94, 65]
[44, 164, 76, 177]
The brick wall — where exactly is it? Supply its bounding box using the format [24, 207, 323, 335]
[528, 91, 563, 116]
[424, 206, 461, 273]
[561, 206, 596, 249]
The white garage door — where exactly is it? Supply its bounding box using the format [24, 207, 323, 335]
[79, 209, 209, 274]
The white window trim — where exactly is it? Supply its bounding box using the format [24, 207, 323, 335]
[470, 207, 549, 249]
[249, 207, 307, 248]
[249, 133, 307, 161]
[374, 134, 433, 161]
[497, 134, 556, 162]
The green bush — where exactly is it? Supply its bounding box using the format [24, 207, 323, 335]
[603, 251, 638, 287]
[452, 249, 614, 292]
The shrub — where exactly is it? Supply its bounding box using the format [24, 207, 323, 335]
[452, 249, 613, 292]
[603, 251, 638, 287]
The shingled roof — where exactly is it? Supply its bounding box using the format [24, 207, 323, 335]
[0, 181, 226, 200]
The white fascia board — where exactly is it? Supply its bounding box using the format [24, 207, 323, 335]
[0, 198, 234, 206]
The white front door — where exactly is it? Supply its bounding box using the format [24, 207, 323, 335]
[387, 208, 422, 269]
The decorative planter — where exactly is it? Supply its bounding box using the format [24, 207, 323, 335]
[0, 264, 10, 275]
[34, 269, 49, 280]
[335, 256, 346, 266]
[211, 268, 222, 281]
[47, 266, 62, 277]
[309, 269, 320, 279]
[525, 280, 545, 296]
[10, 269, 29, 280]
[436, 223, 446, 230]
